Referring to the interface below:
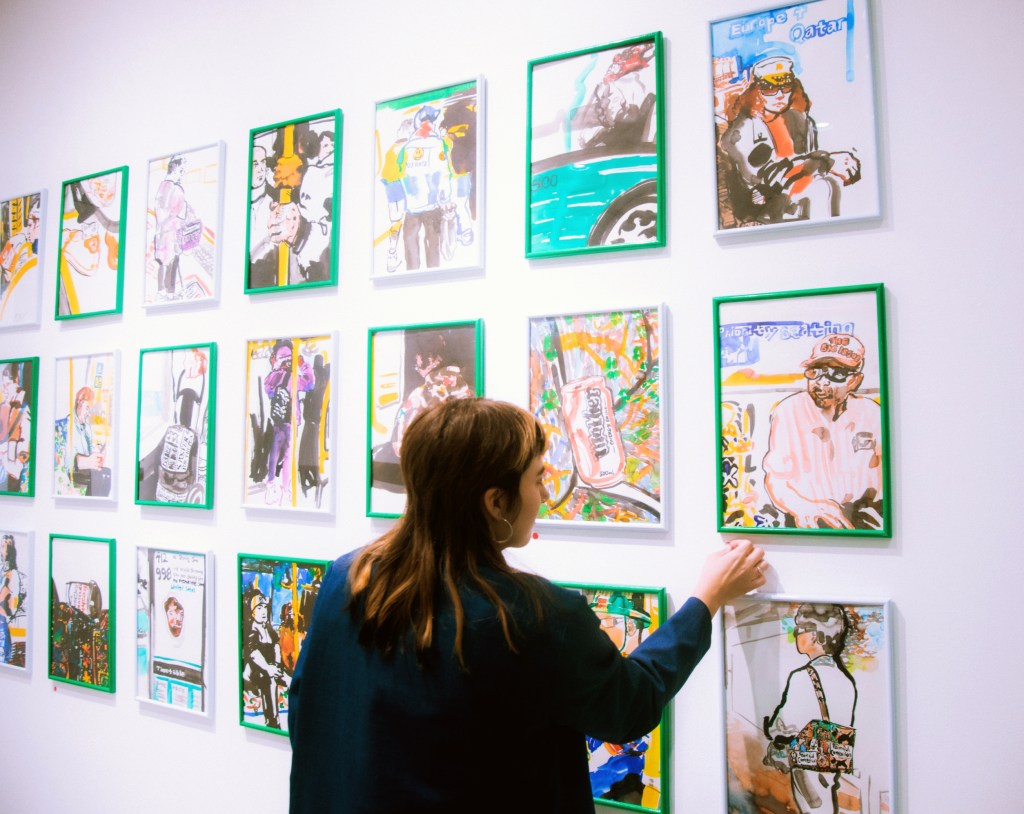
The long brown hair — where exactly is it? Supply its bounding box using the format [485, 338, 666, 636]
[348, 398, 547, 667]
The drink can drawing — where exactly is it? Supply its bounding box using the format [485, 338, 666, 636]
[559, 376, 626, 488]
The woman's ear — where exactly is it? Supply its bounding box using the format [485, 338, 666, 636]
[482, 487, 506, 522]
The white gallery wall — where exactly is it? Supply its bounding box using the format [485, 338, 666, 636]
[1, 0, 1021, 811]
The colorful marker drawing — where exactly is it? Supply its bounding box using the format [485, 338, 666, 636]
[368, 321, 482, 517]
[0, 191, 43, 328]
[724, 596, 894, 814]
[48, 534, 115, 693]
[711, 0, 879, 232]
[529, 307, 663, 527]
[0, 530, 30, 671]
[136, 547, 211, 714]
[245, 335, 333, 512]
[136, 344, 216, 508]
[1, 357, 38, 497]
[562, 583, 667, 813]
[374, 79, 481, 278]
[54, 352, 117, 499]
[238, 555, 326, 735]
[715, 285, 889, 537]
[56, 167, 127, 318]
[528, 34, 664, 258]
[246, 111, 341, 292]
[143, 143, 223, 306]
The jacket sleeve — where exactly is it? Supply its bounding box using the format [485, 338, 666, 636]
[547, 590, 712, 744]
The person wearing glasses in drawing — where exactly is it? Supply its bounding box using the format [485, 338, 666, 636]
[719, 56, 861, 225]
[763, 333, 882, 530]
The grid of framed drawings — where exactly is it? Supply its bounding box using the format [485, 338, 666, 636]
[1, 8, 904, 811]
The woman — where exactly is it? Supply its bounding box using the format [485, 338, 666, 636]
[289, 398, 766, 812]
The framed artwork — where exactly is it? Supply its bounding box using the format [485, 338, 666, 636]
[1, 356, 38, 497]
[527, 32, 665, 258]
[244, 333, 335, 512]
[238, 554, 328, 735]
[136, 547, 212, 715]
[714, 284, 890, 537]
[711, 0, 880, 232]
[373, 78, 483, 279]
[53, 352, 118, 500]
[529, 307, 664, 528]
[55, 166, 128, 319]
[367, 320, 483, 517]
[724, 595, 895, 814]
[0, 530, 31, 672]
[0, 190, 44, 329]
[143, 142, 225, 307]
[48, 534, 116, 693]
[245, 110, 342, 293]
[560, 582, 669, 813]
[135, 343, 217, 508]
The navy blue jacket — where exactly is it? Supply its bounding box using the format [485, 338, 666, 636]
[289, 550, 711, 813]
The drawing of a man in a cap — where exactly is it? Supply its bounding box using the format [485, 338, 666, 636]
[719, 55, 861, 225]
[762, 333, 882, 529]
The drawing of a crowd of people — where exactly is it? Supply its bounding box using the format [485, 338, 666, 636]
[241, 560, 323, 731]
[249, 116, 336, 289]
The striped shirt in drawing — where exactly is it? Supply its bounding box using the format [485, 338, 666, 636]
[762, 392, 882, 526]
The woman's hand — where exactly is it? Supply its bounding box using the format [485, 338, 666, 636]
[693, 539, 767, 616]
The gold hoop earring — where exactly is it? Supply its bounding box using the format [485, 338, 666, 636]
[493, 517, 514, 546]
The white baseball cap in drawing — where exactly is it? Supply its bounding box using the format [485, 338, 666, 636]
[802, 333, 866, 369]
[752, 56, 795, 86]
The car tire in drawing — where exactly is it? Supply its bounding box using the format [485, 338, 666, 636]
[588, 179, 659, 247]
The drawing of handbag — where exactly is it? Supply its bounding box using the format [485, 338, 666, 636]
[177, 206, 203, 252]
[787, 665, 856, 773]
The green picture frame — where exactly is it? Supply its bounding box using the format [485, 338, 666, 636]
[55, 166, 128, 319]
[245, 109, 342, 293]
[237, 553, 329, 736]
[135, 342, 217, 509]
[48, 534, 116, 693]
[366, 319, 484, 517]
[526, 32, 665, 259]
[0, 356, 38, 497]
[714, 283, 891, 537]
[557, 581, 670, 813]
